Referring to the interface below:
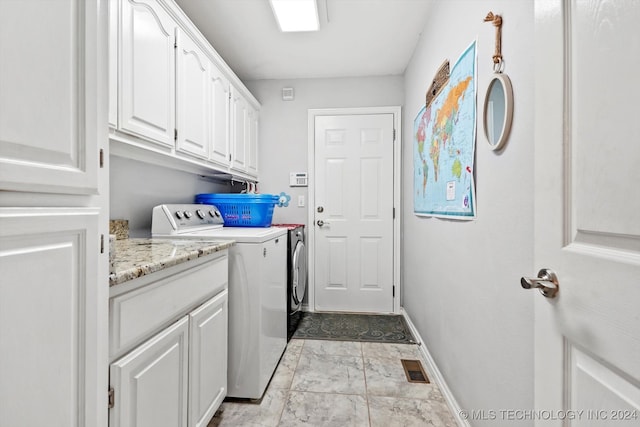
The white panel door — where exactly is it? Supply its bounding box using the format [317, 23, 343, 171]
[533, 1, 640, 424]
[120, 0, 175, 148]
[176, 28, 209, 160]
[0, 0, 98, 194]
[230, 89, 248, 173]
[208, 66, 231, 167]
[314, 114, 394, 313]
[110, 317, 189, 427]
[188, 289, 228, 427]
[0, 208, 100, 427]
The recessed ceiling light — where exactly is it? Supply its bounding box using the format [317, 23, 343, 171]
[269, 0, 319, 32]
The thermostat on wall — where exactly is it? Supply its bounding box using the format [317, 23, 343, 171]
[289, 172, 308, 187]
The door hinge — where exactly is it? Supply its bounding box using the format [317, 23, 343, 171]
[108, 387, 115, 409]
[393, 207, 395, 219]
[174, 36, 177, 49]
[174, 129, 178, 141]
[99, 149, 104, 168]
[100, 234, 104, 254]
[392, 285, 395, 297]
[393, 129, 396, 142]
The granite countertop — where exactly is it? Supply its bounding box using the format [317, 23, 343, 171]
[109, 238, 234, 287]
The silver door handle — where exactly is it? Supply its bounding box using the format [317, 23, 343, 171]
[317, 220, 330, 227]
[521, 268, 559, 298]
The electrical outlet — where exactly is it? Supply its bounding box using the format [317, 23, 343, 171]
[298, 195, 305, 207]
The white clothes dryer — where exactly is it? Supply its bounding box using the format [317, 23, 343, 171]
[273, 224, 307, 340]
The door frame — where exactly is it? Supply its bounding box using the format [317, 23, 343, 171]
[307, 106, 402, 314]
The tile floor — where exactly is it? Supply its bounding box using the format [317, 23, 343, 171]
[208, 339, 457, 426]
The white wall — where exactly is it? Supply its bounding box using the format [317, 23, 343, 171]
[402, 1, 535, 424]
[110, 156, 231, 236]
[245, 76, 404, 226]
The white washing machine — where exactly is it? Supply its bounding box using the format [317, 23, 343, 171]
[152, 204, 287, 399]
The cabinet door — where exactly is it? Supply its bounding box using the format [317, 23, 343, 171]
[0, 0, 99, 194]
[0, 208, 100, 427]
[109, 0, 118, 128]
[230, 89, 248, 172]
[209, 66, 231, 167]
[188, 289, 228, 427]
[119, 0, 175, 148]
[247, 107, 259, 177]
[176, 29, 209, 160]
[110, 317, 189, 427]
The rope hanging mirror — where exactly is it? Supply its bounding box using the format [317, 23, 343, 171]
[483, 12, 513, 151]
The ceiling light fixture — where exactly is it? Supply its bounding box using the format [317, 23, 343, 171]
[269, 0, 319, 32]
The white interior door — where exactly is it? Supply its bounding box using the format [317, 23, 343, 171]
[313, 113, 394, 313]
[533, 1, 640, 424]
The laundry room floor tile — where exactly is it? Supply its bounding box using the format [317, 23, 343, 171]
[362, 342, 423, 360]
[208, 388, 287, 427]
[367, 395, 457, 427]
[279, 391, 369, 427]
[209, 339, 457, 427]
[302, 338, 363, 357]
[364, 356, 443, 400]
[269, 340, 304, 390]
[290, 350, 366, 395]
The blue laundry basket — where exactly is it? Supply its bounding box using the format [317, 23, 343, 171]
[195, 193, 279, 227]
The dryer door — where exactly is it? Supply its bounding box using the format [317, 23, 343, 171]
[292, 240, 307, 305]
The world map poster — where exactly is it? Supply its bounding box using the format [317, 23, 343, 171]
[413, 41, 477, 219]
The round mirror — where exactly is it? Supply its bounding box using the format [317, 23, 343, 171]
[483, 73, 513, 151]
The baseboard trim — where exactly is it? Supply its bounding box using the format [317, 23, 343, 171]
[401, 308, 470, 427]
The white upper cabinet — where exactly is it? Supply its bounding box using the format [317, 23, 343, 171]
[110, 0, 259, 179]
[109, 0, 118, 128]
[230, 88, 248, 173]
[0, 0, 99, 194]
[209, 66, 231, 167]
[247, 108, 259, 177]
[176, 28, 209, 160]
[119, 0, 176, 148]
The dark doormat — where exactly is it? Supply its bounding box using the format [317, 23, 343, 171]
[292, 312, 417, 344]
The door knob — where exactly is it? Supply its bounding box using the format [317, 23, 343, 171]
[521, 268, 559, 298]
[317, 220, 330, 227]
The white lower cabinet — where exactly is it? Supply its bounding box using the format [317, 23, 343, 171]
[188, 290, 228, 427]
[110, 317, 190, 427]
[109, 255, 228, 427]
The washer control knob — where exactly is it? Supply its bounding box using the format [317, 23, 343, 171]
[175, 211, 184, 220]
[214, 210, 221, 217]
[208, 210, 216, 217]
[184, 211, 193, 219]
[196, 209, 205, 219]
